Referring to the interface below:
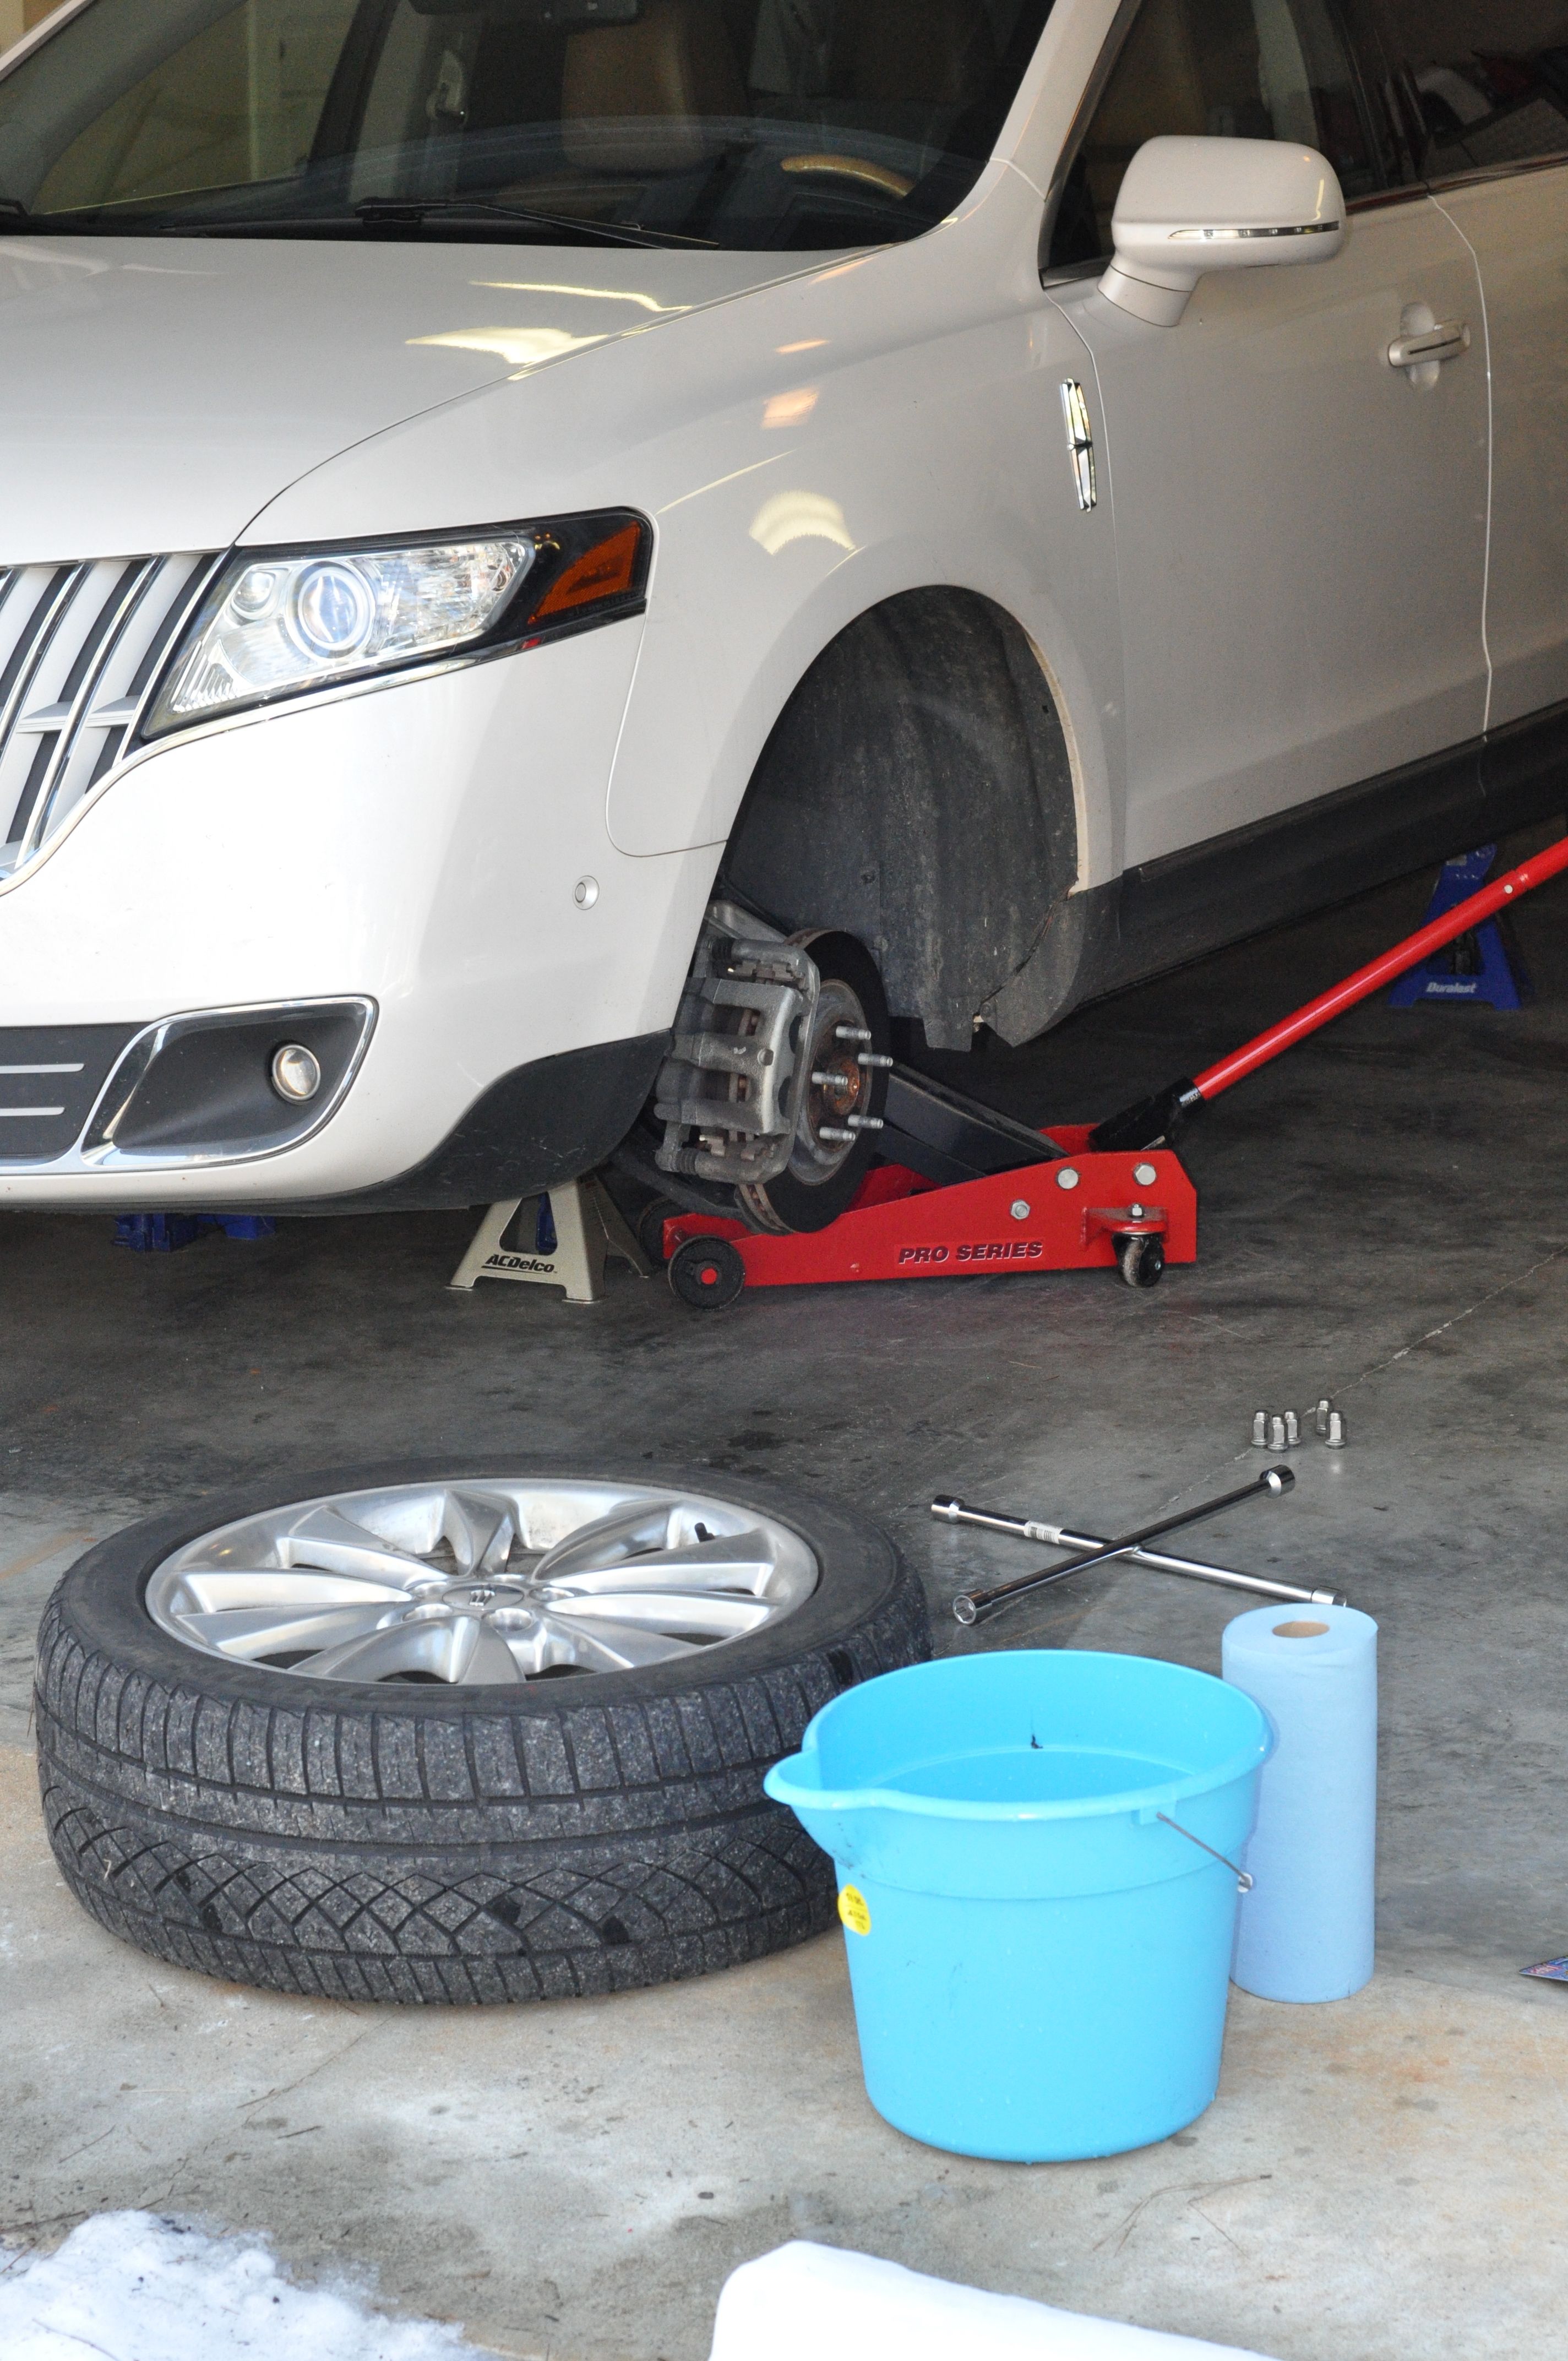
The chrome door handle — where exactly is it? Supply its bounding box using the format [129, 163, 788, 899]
[1387, 319, 1470, 371]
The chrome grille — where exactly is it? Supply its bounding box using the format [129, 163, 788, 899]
[0, 553, 216, 883]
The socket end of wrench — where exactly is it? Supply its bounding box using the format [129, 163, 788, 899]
[1311, 1588, 1351, 1608]
[952, 1593, 979, 1626]
[931, 1495, 962, 1520]
[1262, 1465, 1295, 1495]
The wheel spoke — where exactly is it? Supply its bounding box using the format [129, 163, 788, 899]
[547, 1587, 771, 1637]
[451, 1622, 531, 1685]
[529, 1499, 682, 1585]
[170, 1569, 411, 1613]
[536, 1613, 702, 1671]
[443, 1489, 517, 1576]
[274, 1504, 441, 1585]
[290, 1620, 457, 1682]
[173, 1602, 395, 1661]
[544, 1531, 776, 1597]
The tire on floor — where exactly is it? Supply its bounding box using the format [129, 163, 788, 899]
[34, 1459, 930, 2004]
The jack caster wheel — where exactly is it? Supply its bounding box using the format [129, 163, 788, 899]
[668, 1234, 747, 1310]
[1117, 1232, 1166, 1290]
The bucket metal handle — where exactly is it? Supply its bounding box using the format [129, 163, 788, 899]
[1156, 1811, 1254, 1893]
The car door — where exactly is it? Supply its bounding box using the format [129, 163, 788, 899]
[1370, 4, 1568, 744]
[1039, 0, 1490, 878]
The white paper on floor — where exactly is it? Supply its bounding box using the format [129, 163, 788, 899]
[0, 2211, 484, 2361]
[709, 2242, 1282, 2361]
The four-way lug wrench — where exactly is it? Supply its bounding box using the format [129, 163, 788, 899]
[932, 1493, 1346, 1610]
[949, 1467, 1297, 1626]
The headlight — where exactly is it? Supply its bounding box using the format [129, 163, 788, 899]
[144, 510, 650, 737]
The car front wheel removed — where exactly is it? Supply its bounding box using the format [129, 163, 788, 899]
[35, 1461, 929, 2004]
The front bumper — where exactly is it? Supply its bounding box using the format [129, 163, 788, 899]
[0, 624, 714, 1207]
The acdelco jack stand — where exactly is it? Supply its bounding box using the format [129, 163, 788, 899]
[450, 1176, 650, 1305]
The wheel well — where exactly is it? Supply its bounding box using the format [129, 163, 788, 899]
[720, 587, 1086, 1049]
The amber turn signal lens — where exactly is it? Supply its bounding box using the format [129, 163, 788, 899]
[532, 522, 645, 619]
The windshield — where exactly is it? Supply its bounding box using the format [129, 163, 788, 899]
[0, 0, 1054, 249]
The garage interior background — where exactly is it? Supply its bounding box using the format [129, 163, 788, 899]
[5, 5, 1568, 2355]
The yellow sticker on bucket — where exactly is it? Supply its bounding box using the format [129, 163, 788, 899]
[838, 1885, 872, 1936]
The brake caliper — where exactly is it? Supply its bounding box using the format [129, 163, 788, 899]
[654, 903, 820, 1188]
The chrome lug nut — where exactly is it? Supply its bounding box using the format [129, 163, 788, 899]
[1325, 1410, 1347, 1448]
[1284, 1410, 1300, 1447]
[1251, 1411, 1269, 1447]
[1313, 1396, 1333, 1438]
[1268, 1414, 1287, 1452]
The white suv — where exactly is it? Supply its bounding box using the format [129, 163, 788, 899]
[1, 0, 1563, 1229]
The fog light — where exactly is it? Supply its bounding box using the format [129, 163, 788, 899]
[270, 1043, 322, 1103]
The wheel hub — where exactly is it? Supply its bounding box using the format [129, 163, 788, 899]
[797, 982, 871, 1169]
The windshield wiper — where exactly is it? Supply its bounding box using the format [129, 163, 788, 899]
[141, 195, 710, 247]
[353, 196, 712, 248]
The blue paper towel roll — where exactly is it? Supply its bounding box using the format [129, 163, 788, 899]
[1222, 1603, 1378, 2003]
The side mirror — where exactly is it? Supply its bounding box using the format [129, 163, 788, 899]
[1100, 135, 1346, 327]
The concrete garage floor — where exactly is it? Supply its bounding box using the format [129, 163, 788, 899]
[5, 833, 1568, 2359]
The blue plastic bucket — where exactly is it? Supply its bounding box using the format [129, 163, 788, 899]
[765, 1651, 1273, 2161]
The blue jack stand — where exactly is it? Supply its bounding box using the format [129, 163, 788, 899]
[1388, 845, 1533, 1010]
[114, 1213, 277, 1253]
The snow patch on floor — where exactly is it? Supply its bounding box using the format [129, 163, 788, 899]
[0, 2211, 491, 2359]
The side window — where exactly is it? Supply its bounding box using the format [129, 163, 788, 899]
[1048, 0, 1380, 273]
[1374, 3, 1568, 181]
[34, 1, 358, 216]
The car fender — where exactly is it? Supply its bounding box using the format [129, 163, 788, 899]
[243, 167, 1122, 893]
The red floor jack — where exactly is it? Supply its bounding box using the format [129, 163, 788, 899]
[662, 833, 1568, 1309]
